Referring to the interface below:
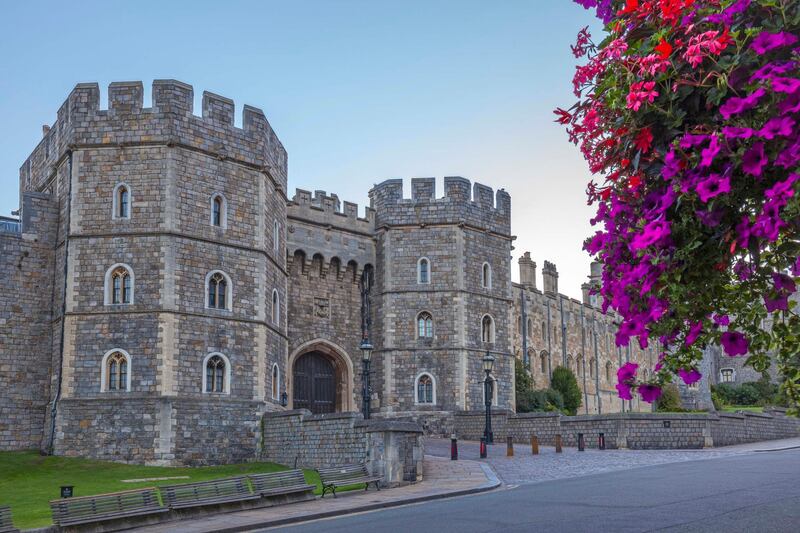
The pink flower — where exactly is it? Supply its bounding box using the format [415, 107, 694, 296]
[678, 368, 702, 385]
[616, 383, 633, 400]
[719, 88, 766, 119]
[713, 314, 730, 326]
[721, 331, 749, 356]
[722, 126, 755, 139]
[765, 173, 799, 202]
[626, 81, 659, 111]
[630, 219, 671, 250]
[638, 384, 662, 403]
[772, 77, 800, 94]
[751, 31, 799, 55]
[759, 117, 795, 140]
[699, 136, 721, 167]
[618, 362, 638, 382]
[696, 174, 731, 202]
[685, 321, 703, 346]
[742, 142, 767, 177]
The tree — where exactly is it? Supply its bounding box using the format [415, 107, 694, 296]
[515, 358, 566, 413]
[655, 384, 683, 412]
[551, 366, 582, 415]
[560, 0, 800, 413]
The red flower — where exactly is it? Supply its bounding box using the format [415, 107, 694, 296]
[553, 107, 573, 125]
[654, 38, 673, 59]
[634, 127, 654, 153]
[618, 0, 639, 15]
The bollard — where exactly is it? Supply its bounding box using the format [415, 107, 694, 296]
[555, 434, 563, 453]
[451, 436, 458, 460]
[578, 433, 585, 452]
[598, 432, 606, 451]
[480, 437, 487, 458]
[531, 435, 539, 455]
[507, 436, 514, 457]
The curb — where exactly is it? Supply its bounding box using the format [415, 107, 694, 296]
[209, 468, 502, 532]
[753, 444, 800, 453]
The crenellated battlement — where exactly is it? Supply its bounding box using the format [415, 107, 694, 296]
[287, 188, 375, 235]
[21, 80, 288, 196]
[368, 177, 511, 235]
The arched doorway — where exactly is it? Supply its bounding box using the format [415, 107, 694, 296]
[288, 340, 354, 413]
[293, 351, 336, 414]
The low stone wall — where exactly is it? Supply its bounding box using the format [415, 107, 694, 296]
[454, 409, 800, 449]
[259, 410, 424, 487]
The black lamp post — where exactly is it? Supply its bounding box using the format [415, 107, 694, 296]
[360, 339, 373, 419]
[483, 352, 495, 445]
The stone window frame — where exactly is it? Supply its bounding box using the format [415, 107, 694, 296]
[589, 358, 596, 379]
[720, 368, 735, 383]
[540, 351, 548, 374]
[481, 262, 492, 289]
[210, 192, 228, 229]
[416, 310, 434, 339]
[414, 372, 436, 405]
[273, 219, 280, 255]
[205, 270, 233, 311]
[271, 363, 280, 400]
[100, 348, 132, 392]
[272, 289, 280, 325]
[104, 263, 135, 306]
[112, 182, 132, 220]
[481, 314, 495, 344]
[202, 352, 231, 395]
[605, 361, 613, 383]
[417, 257, 431, 285]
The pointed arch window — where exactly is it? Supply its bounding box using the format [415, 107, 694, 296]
[415, 373, 435, 404]
[113, 183, 131, 219]
[481, 262, 492, 289]
[589, 358, 596, 379]
[272, 364, 280, 400]
[273, 219, 280, 255]
[542, 322, 547, 340]
[203, 353, 229, 393]
[210, 194, 227, 228]
[104, 264, 134, 306]
[272, 289, 280, 325]
[606, 362, 613, 382]
[541, 352, 548, 374]
[101, 349, 131, 392]
[527, 318, 533, 338]
[481, 314, 495, 343]
[206, 271, 231, 310]
[417, 312, 433, 339]
[417, 257, 430, 284]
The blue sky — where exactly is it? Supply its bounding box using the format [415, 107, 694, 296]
[0, 0, 602, 296]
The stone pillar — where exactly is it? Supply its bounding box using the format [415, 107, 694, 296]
[519, 252, 536, 290]
[581, 283, 591, 305]
[363, 420, 424, 487]
[542, 261, 558, 296]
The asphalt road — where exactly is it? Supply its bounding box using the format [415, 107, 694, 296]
[265, 448, 800, 533]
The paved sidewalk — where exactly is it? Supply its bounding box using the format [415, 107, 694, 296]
[125, 456, 499, 533]
[425, 436, 800, 487]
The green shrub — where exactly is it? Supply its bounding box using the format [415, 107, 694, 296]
[656, 383, 684, 412]
[711, 390, 724, 411]
[551, 366, 582, 415]
[525, 388, 564, 412]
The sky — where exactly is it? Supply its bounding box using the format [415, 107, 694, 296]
[0, 0, 603, 298]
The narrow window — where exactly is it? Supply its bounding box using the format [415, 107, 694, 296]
[589, 359, 595, 379]
[721, 368, 734, 383]
[417, 258, 430, 284]
[272, 364, 280, 399]
[208, 272, 228, 310]
[481, 315, 494, 343]
[527, 318, 533, 338]
[106, 352, 128, 391]
[606, 362, 613, 382]
[272, 290, 279, 325]
[417, 374, 434, 404]
[118, 186, 129, 218]
[541, 353, 547, 374]
[273, 220, 280, 254]
[542, 322, 546, 340]
[212, 196, 222, 227]
[417, 312, 433, 338]
[205, 355, 226, 393]
[111, 266, 132, 304]
[482, 263, 492, 289]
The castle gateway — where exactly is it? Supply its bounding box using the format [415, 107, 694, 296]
[0, 80, 658, 465]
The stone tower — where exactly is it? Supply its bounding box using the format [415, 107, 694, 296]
[9, 80, 288, 464]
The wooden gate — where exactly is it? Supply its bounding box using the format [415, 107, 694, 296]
[292, 351, 336, 414]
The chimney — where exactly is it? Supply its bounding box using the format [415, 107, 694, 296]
[542, 261, 558, 296]
[587, 261, 603, 308]
[519, 252, 537, 290]
[581, 283, 591, 305]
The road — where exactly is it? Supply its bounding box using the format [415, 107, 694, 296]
[264, 448, 800, 532]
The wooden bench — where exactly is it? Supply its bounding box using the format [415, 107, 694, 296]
[0, 506, 19, 533]
[317, 464, 383, 498]
[49, 488, 167, 527]
[160, 477, 259, 510]
[249, 469, 316, 498]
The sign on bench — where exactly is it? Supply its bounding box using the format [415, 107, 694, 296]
[248, 469, 316, 497]
[161, 477, 259, 510]
[49, 488, 167, 527]
[317, 464, 383, 498]
[0, 506, 19, 533]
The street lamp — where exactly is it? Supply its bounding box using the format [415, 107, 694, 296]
[360, 339, 373, 419]
[483, 352, 495, 445]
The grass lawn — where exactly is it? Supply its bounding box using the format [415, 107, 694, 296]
[721, 405, 764, 413]
[0, 450, 335, 530]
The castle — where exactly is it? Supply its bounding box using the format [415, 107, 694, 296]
[0, 80, 663, 465]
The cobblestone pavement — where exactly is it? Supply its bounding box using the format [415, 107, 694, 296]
[125, 456, 499, 533]
[425, 437, 800, 486]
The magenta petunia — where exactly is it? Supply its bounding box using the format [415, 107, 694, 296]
[765, 173, 800, 202]
[617, 362, 638, 383]
[678, 368, 702, 385]
[713, 314, 730, 326]
[742, 142, 767, 177]
[696, 174, 731, 202]
[772, 77, 800, 94]
[719, 88, 766, 119]
[696, 209, 724, 227]
[776, 140, 800, 169]
[630, 219, 671, 251]
[759, 116, 795, 140]
[680, 133, 710, 149]
[720, 331, 749, 356]
[751, 31, 799, 55]
[685, 321, 703, 346]
[764, 292, 790, 312]
[638, 384, 662, 403]
[662, 149, 682, 179]
[616, 383, 633, 401]
[722, 126, 754, 139]
[700, 136, 721, 167]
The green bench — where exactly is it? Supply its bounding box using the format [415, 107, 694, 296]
[0, 506, 19, 533]
[49, 488, 167, 527]
[317, 464, 383, 498]
[249, 469, 316, 498]
[161, 477, 259, 510]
